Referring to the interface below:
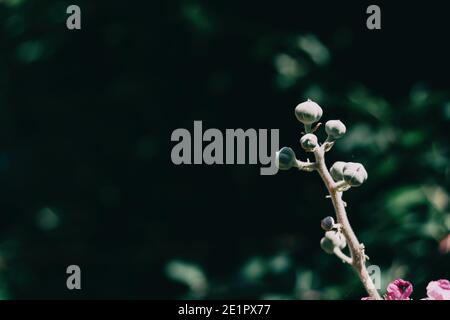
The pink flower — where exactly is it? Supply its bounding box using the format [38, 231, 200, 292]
[385, 279, 413, 300]
[425, 279, 450, 300]
[362, 278, 413, 300]
[362, 278, 450, 300]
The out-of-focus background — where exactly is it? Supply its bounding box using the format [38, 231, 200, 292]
[0, 0, 449, 299]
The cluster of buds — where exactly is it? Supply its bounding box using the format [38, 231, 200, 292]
[319, 216, 347, 256]
[275, 99, 369, 265]
[275, 99, 368, 188]
[331, 161, 368, 189]
[273, 99, 448, 300]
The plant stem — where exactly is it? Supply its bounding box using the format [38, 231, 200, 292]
[313, 146, 382, 300]
[333, 247, 353, 264]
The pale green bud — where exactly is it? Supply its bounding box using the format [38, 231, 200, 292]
[325, 230, 346, 249]
[300, 133, 318, 151]
[330, 161, 346, 182]
[342, 162, 368, 187]
[320, 237, 335, 254]
[275, 147, 298, 170]
[321, 216, 335, 231]
[294, 99, 323, 125]
[325, 120, 346, 140]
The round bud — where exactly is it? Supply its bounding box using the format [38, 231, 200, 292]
[325, 120, 346, 140]
[320, 237, 335, 254]
[342, 162, 368, 187]
[330, 161, 346, 182]
[321, 216, 335, 231]
[325, 230, 346, 249]
[275, 147, 298, 170]
[294, 99, 323, 125]
[300, 133, 318, 151]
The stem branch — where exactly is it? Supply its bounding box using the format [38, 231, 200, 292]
[313, 146, 382, 300]
[333, 247, 353, 264]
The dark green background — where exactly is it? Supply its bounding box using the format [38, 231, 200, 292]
[0, 0, 449, 299]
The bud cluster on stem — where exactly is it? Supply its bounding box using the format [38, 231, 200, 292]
[275, 99, 382, 300]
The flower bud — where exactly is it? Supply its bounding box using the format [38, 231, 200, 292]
[325, 230, 346, 249]
[275, 147, 298, 170]
[320, 237, 335, 254]
[330, 161, 346, 182]
[300, 133, 318, 151]
[342, 162, 368, 187]
[325, 120, 346, 140]
[321, 216, 335, 231]
[294, 99, 323, 125]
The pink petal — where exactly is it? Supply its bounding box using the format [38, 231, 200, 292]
[426, 279, 450, 300]
[386, 279, 413, 300]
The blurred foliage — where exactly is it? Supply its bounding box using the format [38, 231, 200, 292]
[0, 1, 449, 299]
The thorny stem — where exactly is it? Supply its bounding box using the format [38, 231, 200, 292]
[311, 145, 382, 300]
